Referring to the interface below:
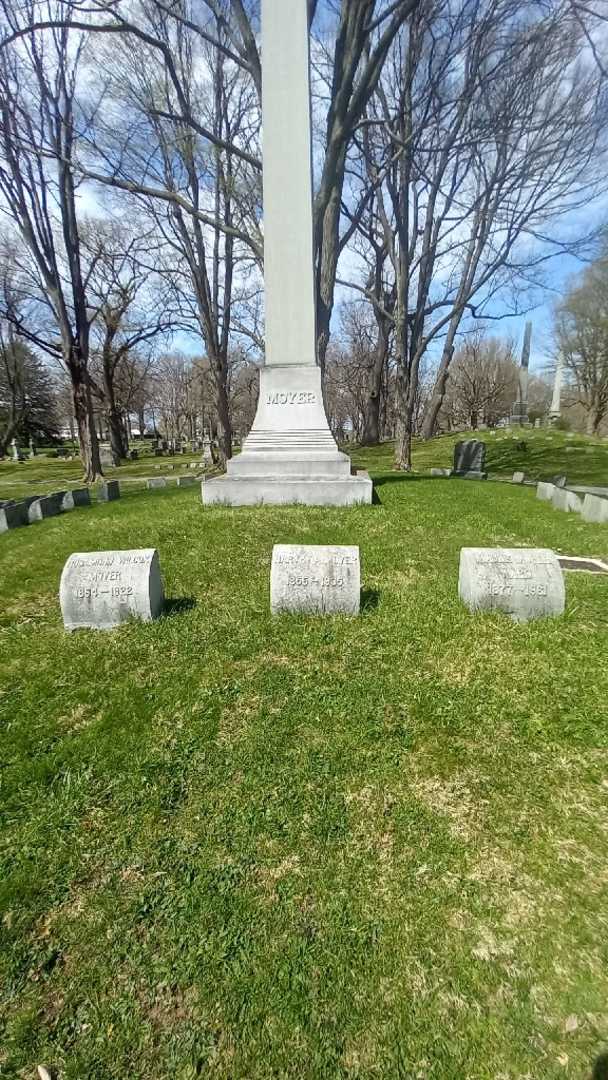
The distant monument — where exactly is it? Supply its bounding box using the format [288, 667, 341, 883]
[549, 352, 564, 425]
[511, 321, 532, 426]
[202, 0, 372, 507]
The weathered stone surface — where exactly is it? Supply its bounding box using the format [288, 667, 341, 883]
[459, 547, 565, 622]
[537, 482, 555, 502]
[270, 544, 360, 615]
[431, 468, 452, 477]
[512, 471, 525, 484]
[28, 492, 65, 523]
[176, 476, 196, 487]
[147, 477, 167, 490]
[61, 489, 91, 511]
[453, 440, 487, 478]
[582, 493, 608, 523]
[60, 548, 164, 631]
[0, 501, 29, 532]
[98, 481, 120, 502]
[552, 488, 582, 513]
[552, 474, 567, 488]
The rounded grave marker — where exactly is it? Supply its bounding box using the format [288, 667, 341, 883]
[60, 548, 164, 630]
[458, 547, 565, 622]
[270, 544, 360, 614]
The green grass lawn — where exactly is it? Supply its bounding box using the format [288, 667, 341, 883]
[3, 428, 606, 504]
[1, 465, 608, 1078]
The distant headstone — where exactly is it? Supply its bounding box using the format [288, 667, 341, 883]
[270, 544, 360, 615]
[512, 471, 525, 484]
[166, 465, 175, 471]
[552, 475, 567, 488]
[98, 481, 120, 502]
[99, 444, 117, 467]
[60, 548, 164, 631]
[10, 438, 20, 462]
[28, 492, 65, 523]
[0, 501, 29, 532]
[459, 547, 565, 622]
[536, 482, 555, 502]
[177, 475, 196, 487]
[453, 440, 487, 478]
[127, 449, 139, 461]
[431, 468, 452, 477]
[29, 437, 36, 457]
[147, 477, 167, 489]
[189, 463, 199, 470]
[552, 488, 582, 513]
[581, 494, 608, 523]
[61, 488, 91, 511]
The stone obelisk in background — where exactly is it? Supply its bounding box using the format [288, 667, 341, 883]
[549, 352, 564, 424]
[511, 321, 532, 426]
[202, 0, 372, 506]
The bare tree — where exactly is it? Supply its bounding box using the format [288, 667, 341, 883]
[441, 331, 517, 429]
[554, 245, 608, 435]
[0, 1, 103, 479]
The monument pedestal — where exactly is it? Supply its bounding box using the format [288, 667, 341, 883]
[202, 366, 372, 506]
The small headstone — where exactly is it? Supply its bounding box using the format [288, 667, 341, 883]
[29, 437, 36, 457]
[98, 481, 120, 502]
[552, 488, 582, 513]
[581, 494, 608, 524]
[166, 465, 175, 471]
[512, 471, 525, 484]
[99, 444, 116, 467]
[189, 463, 199, 470]
[147, 477, 167, 490]
[0, 501, 29, 532]
[552, 475, 567, 488]
[458, 547, 565, 622]
[536, 482, 555, 502]
[60, 548, 164, 631]
[558, 555, 608, 574]
[61, 489, 91, 511]
[177, 475, 196, 487]
[453, 440, 487, 478]
[10, 438, 20, 462]
[270, 544, 360, 615]
[28, 492, 65, 523]
[431, 468, 452, 477]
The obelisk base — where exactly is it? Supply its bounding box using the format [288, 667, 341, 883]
[202, 366, 373, 507]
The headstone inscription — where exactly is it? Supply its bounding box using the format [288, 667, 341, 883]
[458, 548, 565, 622]
[28, 492, 66, 523]
[98, 481, 120, 502]
[147, 477, 167, 490]
[61, 489, 91, 511]
[452, 440, 487, 478]
[582, 494, 608, 524]
[0, 501, 29, 533]
[536, 482, 555, 502]
[60, 548, 164, 631]
[270, 544, 360, 615]
[552, 488, 582, 513]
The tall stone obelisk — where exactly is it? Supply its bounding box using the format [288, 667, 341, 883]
[511, 321, 532, 426]
[202, 0, 372, 506]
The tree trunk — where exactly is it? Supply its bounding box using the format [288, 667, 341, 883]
[71, 367, 102, 482]
[361, 321, 390, 445]
[212, 355, 232, 467]
[421, 344, 454, 439]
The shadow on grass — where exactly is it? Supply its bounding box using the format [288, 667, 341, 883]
[163, 596, 197, 617]
[373, 473, 439, 488]
[360, 588, 380, 612]
[592, 1053, 608, 1079]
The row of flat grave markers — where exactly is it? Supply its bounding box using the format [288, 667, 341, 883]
[58, 543, 566, 631]
[536, 481, 608, 523]
[0, 482, 120, 534]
